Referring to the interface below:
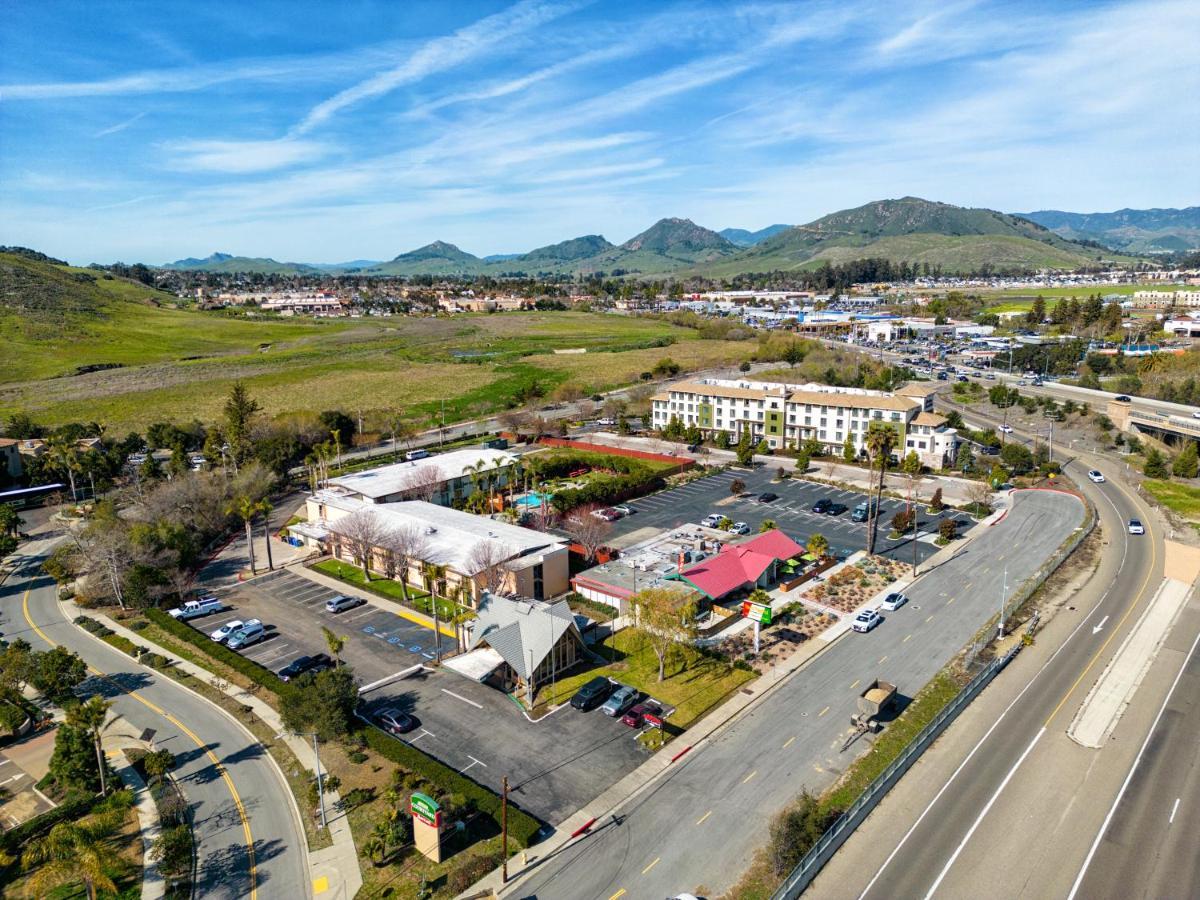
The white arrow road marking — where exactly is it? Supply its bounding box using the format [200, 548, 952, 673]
[1092, 615, 1109, 635]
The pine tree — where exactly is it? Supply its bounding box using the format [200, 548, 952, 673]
[1172, 441, 1199, 479]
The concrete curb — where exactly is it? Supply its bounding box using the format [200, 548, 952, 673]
[287, 562, 459, 639]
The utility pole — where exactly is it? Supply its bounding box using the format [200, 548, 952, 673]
[501, 776, 509, 884]
[262, 515, 274, 571]
[998, 565, 1008, 639]
[433, 601, 441, 661]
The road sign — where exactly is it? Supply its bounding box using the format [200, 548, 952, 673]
[741, 601, 772, 625]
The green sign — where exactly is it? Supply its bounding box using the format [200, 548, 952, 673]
[741, 601, 772, 625]
[411, 792, 441, 827]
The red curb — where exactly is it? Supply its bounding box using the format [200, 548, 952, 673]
[570, 817, 597, 838]
[670, 745, 693, 763]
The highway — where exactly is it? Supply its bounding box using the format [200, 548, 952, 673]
[809, 393, 1184, 899]
[0, 540, 310, 900]
[509, 489, 1084, 900]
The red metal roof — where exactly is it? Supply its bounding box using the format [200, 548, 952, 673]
[676, 529, 805, 599]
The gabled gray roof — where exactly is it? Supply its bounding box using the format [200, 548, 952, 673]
[468, 593, 579, 680]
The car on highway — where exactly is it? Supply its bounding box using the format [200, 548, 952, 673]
[852, 609, 882, 632]
[325, 594, 365, 613]
[826, 502, 848, 516]
[998, 424, 1014, 434]
[622, 700, 664, 728]
[1114, 395, 1131, 403]
[1128, 519, 1145, 535]
[1087, 470, 1106, 483]
[571, 676, 614, 711]
[730, 521, 751, 535]
[757, 492, 779, 503]
[1193, 411, 1200, 420]
[226, 620, 266, 650]
[278, 653, 334, 682]
[880, 592, 908, 611]
[812, 498, 833, 514]
[600, 684, 639, 717]
[209, 619, 245, 643]
[377, 708, 417, 735]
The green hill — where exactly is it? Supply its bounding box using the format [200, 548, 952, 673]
[364, 241, 485, 276]
[1018, 207, 1200, 253]
[161, 252, 322, 275]
[697, 197, 1126, 276]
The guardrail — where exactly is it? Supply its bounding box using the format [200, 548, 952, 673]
[771, 644, 1022, 899]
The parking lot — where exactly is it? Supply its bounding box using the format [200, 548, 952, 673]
[608, 467, 970, 563]
[189, 567, 648, 823]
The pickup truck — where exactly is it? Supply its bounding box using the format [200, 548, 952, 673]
[168, 597, 225, 620]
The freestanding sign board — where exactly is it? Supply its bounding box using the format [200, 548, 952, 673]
[741, 601, 772, 625]
[411, 792, 442, 862]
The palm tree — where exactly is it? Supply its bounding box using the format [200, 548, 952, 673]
[758, 519, 777, 533]
[258, 497, 275, 571]
[807, 532, 830, 560]
[322, 626, 347, 668]
[69, 695, 113, 797]
[226, 495, 270, 575]
[864, 421, 898, 556]
[22, 805, 127, 900]
[46, 437, 80, 502]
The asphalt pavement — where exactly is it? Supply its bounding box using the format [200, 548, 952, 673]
[0, 541, 310, 900]
[511, 488, 1084, 900]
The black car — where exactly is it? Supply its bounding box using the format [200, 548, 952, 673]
[278, 654, 334, 682]
[811, 498, 833, 514]
[757, 492, 779, 503]
[570, 676, 614, 711]
[826, 502, 848, 516]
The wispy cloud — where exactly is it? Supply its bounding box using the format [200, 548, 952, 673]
[94, 111, 146, 137]
[163, 138, 334, 174]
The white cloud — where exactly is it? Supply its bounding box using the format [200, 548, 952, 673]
[163, 138, 334, 174]
[94, 112, 147, 137]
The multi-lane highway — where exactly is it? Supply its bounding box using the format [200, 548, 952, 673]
[1, 539, 310, 900]
[510, 488, 1084, 899]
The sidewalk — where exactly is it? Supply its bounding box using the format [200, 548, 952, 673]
[107, 749, 165, 900]
[66, 601, 362, 900]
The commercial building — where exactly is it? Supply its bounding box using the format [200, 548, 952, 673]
[669, 529, 806, 602]
[1133, 290, 1200, 309]
[325, 447, 516, 507]
[297, 494, 569, 605]
[650, 378, 959, 468]
[1164, 312, 1200, 339]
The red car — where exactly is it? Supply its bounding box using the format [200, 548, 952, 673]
[622, 701, 663, 728]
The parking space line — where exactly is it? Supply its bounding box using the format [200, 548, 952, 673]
[903, 634, 912, 643]
[818, 706, 829, 717]
[441, 689, 483, 709]
[642, 857, 661, 875]
[782, 736, 795, 749]
[460, 756, 487, 774]
[878, 655, 888, 664]
[408, 728, 435, 743]
[609, 890, 626, 900]
[926, 615, 934, 623]
[697, 810, 713, 825]
[743, 770, 758, 783]
[850, 679, 860, 689]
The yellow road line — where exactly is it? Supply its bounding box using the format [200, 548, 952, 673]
[697, 810, 713, 825]
[878, 655, 888, 664]
[818, 706, 830, 717]
[23, 588, 258, 899]
[642, 857, 661, 875]
[947, 597, 956, 605]
[743, 770, 758, 784]
[609, 890, 627, 900]
[849, 679, 861, 690]
[782, 736, 795, 749]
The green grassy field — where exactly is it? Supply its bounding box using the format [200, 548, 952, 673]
[976, 283, 1175, 301]
[1143, 479, 1200, 522]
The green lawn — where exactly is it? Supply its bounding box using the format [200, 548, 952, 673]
[1143, 479, 1200, 522]
[309, 558, 469, 621]
[535, 628, 755, 728]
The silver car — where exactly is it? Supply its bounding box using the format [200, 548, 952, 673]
[601, 684, 639, 717]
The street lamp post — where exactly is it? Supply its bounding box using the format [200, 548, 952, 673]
[998, 565, 1008, 640]
[295, 731, 328, 829]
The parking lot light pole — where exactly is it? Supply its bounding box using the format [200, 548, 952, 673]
[998, 565, 1008, 640]
[296, 731, 328, 829]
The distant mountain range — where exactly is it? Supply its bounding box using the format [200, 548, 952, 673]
[1017, 207, 1200, 253]
[160, 198, 1151, 277]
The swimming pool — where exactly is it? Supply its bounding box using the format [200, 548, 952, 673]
[515, 491, 552, 508]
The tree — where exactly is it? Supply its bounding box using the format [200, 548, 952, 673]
[467, 539, 516, 594]
[730, 478, 746, 497]
[938, 517, 958, 543]
[1143, 447, 1170, 479]
[223, 382, 261, 470]
[768, 790, 831, 876]
[142, 749, 174, 784]
[381, 524, 430, 604]
[759, 519, 778, 533]
[735, 429, 755, 466]
[47, 721, 101, 794]
[1026, 295, 1046, 327]
[864, 421, 898, 555]
[69, 696, 113, 796]
[955, 442, 974, 473]
[0, 503, 24, 537]
[329, 509, 390, 580]
[322, 626, 348, 668]
[629, 587, 698, 682]
[31, 646, 87, 703]
[784, 342, 805, 368]
[226, 494, 270, 575]
[967, 480, 994, 516]
[890, 508, 913, 535]
[1172, 442, 1198, 479]
[738, 360, 752, 373]
[842, 435, 856, 463]
[152, 825, 193, 882]
[807, 532, 829, 560]
[1000, 442, 1034, 475]
[280, 667, 359, 741]
[22, 803, 129, 900]
[560, 509, 610, 566]
[929, 487, 944, 512]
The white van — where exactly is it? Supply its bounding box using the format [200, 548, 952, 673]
[405, 449, 430, 461]
[168, 597, 225, 620]
[226, 620, 265, 651]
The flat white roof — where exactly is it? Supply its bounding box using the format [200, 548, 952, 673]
[329, 447, 516, 499]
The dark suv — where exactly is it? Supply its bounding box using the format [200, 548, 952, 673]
[278, 654, 334, 682]
[812, 498, 833, 514]
[570, 676, 613, 711]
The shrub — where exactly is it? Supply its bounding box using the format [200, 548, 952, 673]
[447, 853, 506, 894]
[129, 620, 150, 632]
[347, 750, 368, 764]
[101, 634, 139, 657]
[340, 786, 375, 809]
[768, 790, 834, 875]
[139, 652, 170, 669]
[938, 518, 958, 542]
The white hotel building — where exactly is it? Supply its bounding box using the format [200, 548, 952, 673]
[651, 379, 959, 469]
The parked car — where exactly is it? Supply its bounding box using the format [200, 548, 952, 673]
[851, 501, 877, 523]
[826, 502, 848, 516]
[852, 609, 882, 633]
[812, 498, 833, 514]
[325, 594, 365, 613]
[1087, 470, 1106, 483]
[405, 448, 430, 461]
[278, 654, 334, 682]
[601, 685, 639, 717]
[622, 700, 664, 728]
[377, 708, 417, 735]
[168, 597, 225, 620]
[613, 505, 634, 517]
[880, 592, 908, 611]
[701, 514, 723, 528]
[1128, 519, 1145, 535]
[570, 676, 614, 711]
[730, 521, 751, 535]
[226, 620, 266, 650]
[209, 619, 245, 643]
[757, 492, 779, 503]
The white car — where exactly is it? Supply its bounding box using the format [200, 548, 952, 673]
[852, 609, 882, 632]
[1128, 519, 1145, 535]
[701, 514, 723, 528]
[880, 592, 908, 611]
[730, 521, 751, 535]
[998, 424, 1014, 434]
[1088, 470, 1105, 483]
[210, 620, 244, 643]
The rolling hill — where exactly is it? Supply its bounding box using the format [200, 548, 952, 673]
[719, 224, 791, 246]
[161, 252, 322, 275]
[696, 197, 1125, 276]
[1017, 207, 1200, 253]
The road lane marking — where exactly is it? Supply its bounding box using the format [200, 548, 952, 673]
[926, 615, 934, 623]
[697, 810, 712, 825]
[1170, 798, 1180, 824]
[782, 736, 795, 749]
[818, 706, 830, 717]
[850, 679, 860, 689]
[642, 857, 661, 875]
[609, 890, 626, 900]
[441, 689, 483, 709]
[878, 655, 888, 665]
[947, 597, 956, 605]
[743, 770, 758, 783]
[903, 634, 912, 643]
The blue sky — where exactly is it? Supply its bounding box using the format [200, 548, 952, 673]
[1, 0, 1197, 264]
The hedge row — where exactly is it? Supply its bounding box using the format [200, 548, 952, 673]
[359, 725, 542, 847]
[143, 609, 295, 699]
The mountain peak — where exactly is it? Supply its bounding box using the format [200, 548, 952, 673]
[621, 218, 735, 254]
[392, 240, 478, 263]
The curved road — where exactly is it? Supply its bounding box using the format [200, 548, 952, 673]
[1, 540, 309, 900]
